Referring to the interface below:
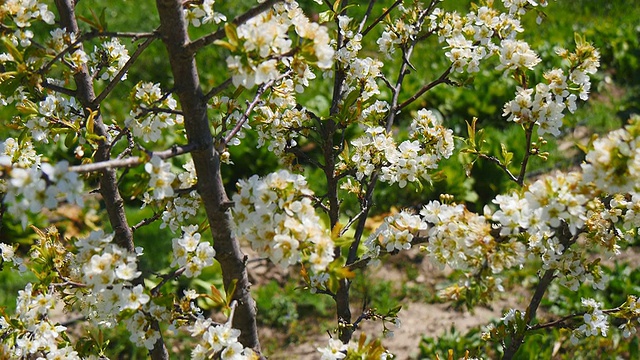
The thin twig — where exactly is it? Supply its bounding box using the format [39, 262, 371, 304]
[361, 0, 403, 37]
[478, 153, 519, 183]
[358, 0, 377, 34]
[517, 122, 536, 186]
[60, 315, 87, 327]
[69, 143, 197, 173]
[204, 77, 233, 101]
[285, 145, 324, 169]
[151, 267, 186, 296]
[137, 106, 184, 117]
[41, 80, 77, 96]
[222, 73, 289, 147]
[131, 211, 163, 232]
[398, 64, 452, 110]
[38, 30, 156, 76]
[352, 308, 377, 331]
[339, 208, 367, 237]
[90, 31, 157, 39]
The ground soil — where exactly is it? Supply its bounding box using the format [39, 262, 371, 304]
[250, 248, 527, 360]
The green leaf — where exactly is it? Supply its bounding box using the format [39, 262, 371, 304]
[574, 32, 585, 47]
[387, 304, 402, 317]
[85, 132, 106, 145]
[466, 118, 477, 147]
[64, 132, 77, 148]
[225, 278, 238, 306]
[86, 108, 98, 134]
[501, 143, 513, 166]
[476, 128, 486, 149]
[224, 23, 239, 48]
[208, 284, 226, 307]
[1, 36, 24, 63]
[332, 0, 341, 13]
[318, 10, 334, 23]
[630, 337, 639, 359]
[213, 39, 236, 52]
[0, 73, 24, 96]
[17, 128, 29, 144]
[335, 266, 355, 280]
[99, 8, 108, 32]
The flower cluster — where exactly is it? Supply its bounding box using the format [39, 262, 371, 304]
[171, 225, 216, 278]
[89, 38, 131, 81]
[430, 1, 537, 74]
[231, 170, 334, 272]
[422, 200, 526, 277]
[0, 0, 55, 48]
[188, 317, 257, 360]
[345, 57, 383, 101]
[127, 81, 183, 143]
[377, 6, 419, 58]
[347, 109, 454, 188]
[618, 295, 640, 338]
[335, 15, 362, 65]
[225, 1, 333, 88]
[364, 210, 426, 259]
[0, 137, 40, 170]
[144, 159, 202, 232]
[0, 283, 80, 359]
[502, 41, 600, 137]
[317, 338, 347, 360]
[125, 82, 183, 142]
[73, 231, 146, 321]
[581, 118, 640, 194]
[2, 158, 84, 228]
[17, 92, 82, 143]
[316, 336, 394, 360]
[570, 298, 609, 344]
[183, 0, 226, 27]
[495, 39, 541, 72]
[254, 105, 309, 157]
[145, 155, 177, 200]
[71, 230, 172, 350]
[160, 190, 201, 232]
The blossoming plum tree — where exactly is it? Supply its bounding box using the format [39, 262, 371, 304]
[1, 0, 639, 359]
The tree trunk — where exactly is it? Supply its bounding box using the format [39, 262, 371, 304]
[154, 0, 261, 351]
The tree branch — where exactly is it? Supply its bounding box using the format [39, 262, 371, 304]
[69, 143, 196, 173]
[398, 64, 452, 111]
[38, 30, 156, 77]
[517, 122, 536, 186]
[41, 80, 77, 96]
[204, 77, 233, 101]
[478, 153, 519, 183]
[357, 0, 377, 34]
[361, 0, 403, 37]
[502, 225, 577, 360]
[151, 267, 186, 296]
[132, 211, 163, 232]
[137, 106, 184, 117]
[155, 0, 261, 351]
[222, 74, 286, 147]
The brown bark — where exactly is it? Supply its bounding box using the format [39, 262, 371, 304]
[154, 0, 261, 351]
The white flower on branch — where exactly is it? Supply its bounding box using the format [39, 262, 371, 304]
[145, 155, 176, 200]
